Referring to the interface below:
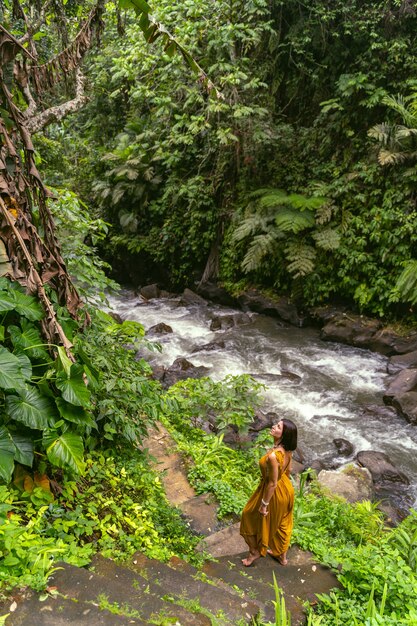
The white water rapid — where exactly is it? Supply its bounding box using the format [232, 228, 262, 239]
[108, 289, 417, 510]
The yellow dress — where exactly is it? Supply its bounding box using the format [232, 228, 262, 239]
[240, 449, 294, 557]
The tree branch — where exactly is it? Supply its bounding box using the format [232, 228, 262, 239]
[26, 68, 88, 133]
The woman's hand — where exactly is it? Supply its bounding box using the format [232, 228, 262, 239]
[259, 503, 268, 517]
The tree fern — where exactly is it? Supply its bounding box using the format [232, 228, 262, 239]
[231, 215, 269, 243]
[275, 207, 315, 233]
[312, 228, 341, 251]
[242, 231, 283, 273]
[285, 242, 316, 278]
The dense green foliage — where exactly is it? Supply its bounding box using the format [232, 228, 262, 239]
[44, 0, 417, 318]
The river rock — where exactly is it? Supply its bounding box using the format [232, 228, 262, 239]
[317, 466, 373, 503]
[384, 367, 417, 398]
[161, 357, 210, 388]
[361, 404, 399, 420]
[333, 438, 354, 456]
[196, 282, 238, 307]
[387, 350, 417, 375]
[253, 371, 302, 385]
[248, 410, 276, 433]
[356, 451, 410, 485]
[140, 283, 160, 300]
[210, 312, 251, 331]
[389, 392, 417, 425]
[146, 323, 173, 335]
[192, 340, 226, 353]
[320, 313, 382, 349]
[109, 311, 123, 324]
[179, 288, 208, 306]
[237, 289, 305, 327]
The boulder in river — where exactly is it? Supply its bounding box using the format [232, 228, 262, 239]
[361, 404, 399, 420]
[179, 288, 208, 306]
[210, 312, 251, 331]
[389, 392, 417, 425]
[237, 289, 305, 327]
[387, 350, 417, 375]
[383, 368, 417, 423]
[252, 371, 302, 385]
[140, 283, 160, 300]
[317, 465, 374, 503]
[146, 323, 173, 335]
[320, 313, 382, 349]
[333, 438, 354, 457]
[356, 450, 410, 485]
[161, 357, 210, 389]
[192, 340, 226, 353]
[196, 282, 238, 307]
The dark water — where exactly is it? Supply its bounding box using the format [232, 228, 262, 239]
[108, 289, 417, 509]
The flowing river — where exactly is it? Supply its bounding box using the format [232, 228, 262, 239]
[108, 289, 417, 511]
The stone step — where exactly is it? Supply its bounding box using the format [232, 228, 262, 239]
[202, 548, 341, 626]
[90, 554, 211, 626]
[4, 590, 144, 626]
[49, 561, 208, 625]
[131, 551, 259, 623]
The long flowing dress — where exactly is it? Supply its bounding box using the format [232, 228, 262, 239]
[240, 449, 294, 557]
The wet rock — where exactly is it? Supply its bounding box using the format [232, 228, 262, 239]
[387, 350, 417, 375]
[361, 404, 399, 420]
[252, 371, 302, 385]
[248, 410, 276, 433]
[384, 368, 417, 398]
[150, 365, 166, 382]
[196, 282, 238, 307]
[237, 289, 305, 327]
[209, 312, 251, 331]
[356, 450, 410, 485]
[192, 340, 226, 353]
[291, 460, 306, 475]
[333, 438, 354, 457]
[146, 323, 173, 335]
[179, 288, 208, 306]
[140, 283, 160, 300]
[389, 392, 417, 425]
[320, 314, 382, 349]
[109, 311, 123, 324]
[317, 466, 373, 503]
[162, 357, 210, 388]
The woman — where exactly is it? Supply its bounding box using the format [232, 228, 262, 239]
[240, 418, 298, 567]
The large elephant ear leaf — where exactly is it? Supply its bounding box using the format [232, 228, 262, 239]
[43, 430, 85, 474]
[11, 290, 44, 321]
[55, 397, 96, 428]
[10, 433, 34, 467]
[9, 321, 50, 361]
[0, 426, 16, 483]
[0, 346, 27, 389]
[56, 364, 91, 407]
[6, 387, 56, 430]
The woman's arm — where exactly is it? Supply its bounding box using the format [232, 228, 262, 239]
[259, 453, 279, 516]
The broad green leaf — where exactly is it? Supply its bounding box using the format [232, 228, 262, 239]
[10, 433, 34, 467]
[0, 346, 26, 389]
[0, 426, 15, 483]
[56, 346, 72, 377]
[12, 290, 43, 321]
[0, 325, 4, 341]
[0, 291, 16, 313]
[130, 0, 150, 13]
[8, 321, 49, 360]
[43, 430, 85, 474]
[6, 387, 56, 430]
[15, 352, 33, 381]
[56, 364, 91, 407]
[55, 397, 95, 427]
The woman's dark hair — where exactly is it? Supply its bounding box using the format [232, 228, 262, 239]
[280, 418, 298, 451]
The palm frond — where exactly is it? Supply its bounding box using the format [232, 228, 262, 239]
[378, 149, 408, 166]
[382, 94, 417, 128]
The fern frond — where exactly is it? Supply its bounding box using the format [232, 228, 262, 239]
[248, 188, 287, 200]
[286, 194, 327, 211]
[340, 209, 352, 233]
[315, 202, 335, 225]
[395, 260, 417, 305]
[275, 207, 315, 233]
[285, 242, 316, 277]
[241, 231, 282, 273]
[255, 190, 290, 208]
[312, 228, 341, 250]
[232, 215, 269, 243]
